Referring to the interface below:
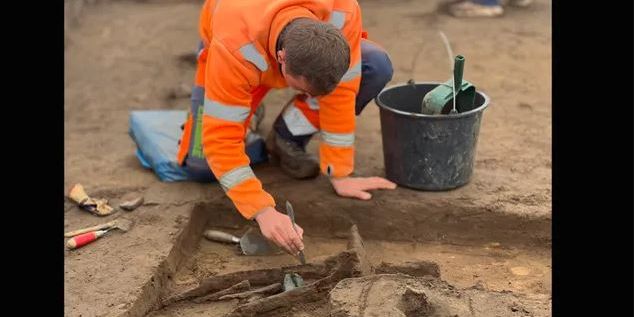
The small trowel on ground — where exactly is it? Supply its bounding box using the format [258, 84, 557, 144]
[203, 227, 282, 256]
[65, 218, 135, 238]
[65, 218, 135, 250]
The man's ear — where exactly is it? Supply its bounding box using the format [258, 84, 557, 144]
[277, 49, 286, 63]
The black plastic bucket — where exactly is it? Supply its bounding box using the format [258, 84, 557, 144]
[375, 82, 490, 190]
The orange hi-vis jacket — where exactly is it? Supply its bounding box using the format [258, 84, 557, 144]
[181, 0, 363, 219]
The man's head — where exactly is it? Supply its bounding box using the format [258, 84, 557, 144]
[277, 18, 350, 97]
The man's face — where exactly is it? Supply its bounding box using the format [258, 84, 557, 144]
[277, 49, 315, 98]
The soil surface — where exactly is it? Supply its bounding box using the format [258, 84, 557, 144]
[64, 0, 551, 316]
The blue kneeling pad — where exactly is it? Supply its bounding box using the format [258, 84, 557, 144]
[128, 110, 268, 182]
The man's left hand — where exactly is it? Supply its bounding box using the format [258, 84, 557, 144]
[330, 176, 397, 200]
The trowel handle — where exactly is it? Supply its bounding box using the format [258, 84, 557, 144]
[453, 55, 465, 91]
[64, 221, 115, 237]
[66, 230, 108, 250]
[203, 230, 240, 244]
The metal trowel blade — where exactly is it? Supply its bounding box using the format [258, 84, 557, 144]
[239, 227, 283, 256]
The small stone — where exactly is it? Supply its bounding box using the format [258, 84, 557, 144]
[510, 266, 530, 276]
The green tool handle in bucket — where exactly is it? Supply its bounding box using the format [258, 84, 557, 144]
[450, 55, 465, 114]
[421, 32, 476, 115]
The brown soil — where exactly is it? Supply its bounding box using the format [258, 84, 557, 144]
[147, 224, 549, 316]
[329, 274, 550, 317]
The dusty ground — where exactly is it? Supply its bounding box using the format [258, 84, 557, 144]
[64, 0, 551, 316]
[147, 230, 550, 315]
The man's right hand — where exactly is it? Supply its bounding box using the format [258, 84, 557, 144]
[253, 206, 304, 256]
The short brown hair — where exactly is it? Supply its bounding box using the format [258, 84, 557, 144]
[281, 18, 350, 96]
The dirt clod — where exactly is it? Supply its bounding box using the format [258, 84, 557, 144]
[376, 260, 441, 278]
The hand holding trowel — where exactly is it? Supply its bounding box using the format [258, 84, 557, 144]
[203, 227, 283, 256]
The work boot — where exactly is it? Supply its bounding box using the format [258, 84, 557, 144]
[448, 1, 504, 17]
[266, 129, 320, 179]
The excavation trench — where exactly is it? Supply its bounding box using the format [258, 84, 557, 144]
[122, 201, 551, 317]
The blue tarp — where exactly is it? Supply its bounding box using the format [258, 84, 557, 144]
[129, 110, 268, 182]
